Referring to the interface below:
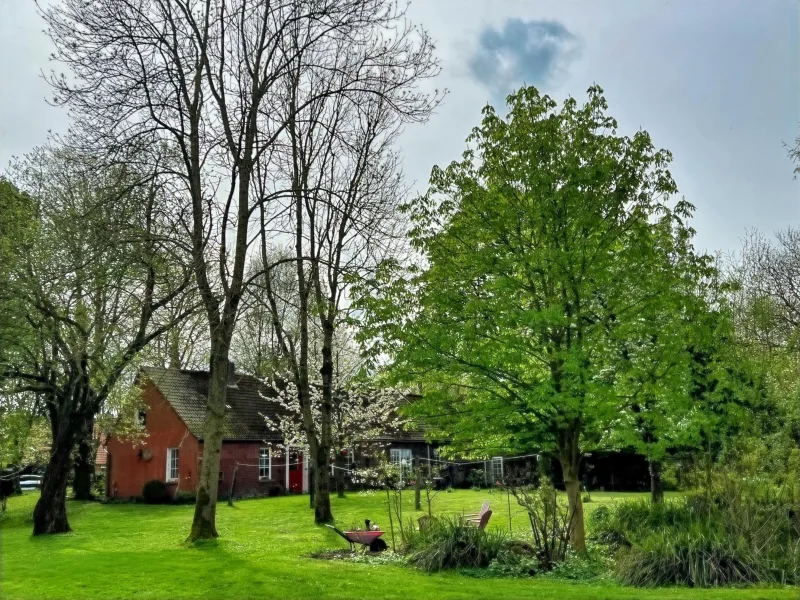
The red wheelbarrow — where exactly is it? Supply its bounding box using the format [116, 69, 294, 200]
[325, 525, 388, 553]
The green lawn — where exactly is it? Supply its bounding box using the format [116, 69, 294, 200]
[0, 490, 795, 600]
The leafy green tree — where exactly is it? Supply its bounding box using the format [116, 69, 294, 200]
[358, 86, 709, 550]
[706, 230, 800, 483]
[1, 147, 192, 534]
[0, 178, 38, 374]
[0, 179, 44, 471]
[603, 269, 721, 503]
[0, 177, 37, 265]
[0, 395, 50, 469]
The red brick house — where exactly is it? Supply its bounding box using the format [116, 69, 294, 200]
[105, 366, 308, 500]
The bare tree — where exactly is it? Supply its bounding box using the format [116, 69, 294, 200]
[140, 293, 209, 370]
[41, 0, 440, 538]
[1, 147, 191, 534]
[232, 250, 298, 379]
[249, 16, 440, 521]
[728, 229, 800, 348]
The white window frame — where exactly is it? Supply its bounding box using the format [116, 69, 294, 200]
[166, 447, 179, 482]
[390, 448, 413, 484]
[330, 448, 355, 476]
[259, 448, 271, 481]
[344, 449, 355, 472]
[491, 456, 504, 483]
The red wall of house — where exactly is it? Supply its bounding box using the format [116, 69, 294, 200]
[218, 443, 288, 498]
[106, 383, 301, 499]
[106, 383, 200, 499]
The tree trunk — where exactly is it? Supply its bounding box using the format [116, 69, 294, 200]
[33, 425, 75, 535]
[649, 459, 664, 504]
[187, 351, 228, 541]
[168, 328, 181, 369]
[558, 426, 586, 552]
[72, 415, 95, 500]
[313, 445, 333, 523]
[315, 316, 335, 522]
[309, 466, 315, 509]
[334, 452, 346, 498]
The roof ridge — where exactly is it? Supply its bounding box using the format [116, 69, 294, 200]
[141, 365, 210, 375]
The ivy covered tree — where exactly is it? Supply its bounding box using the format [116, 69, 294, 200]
[357, 86, 711, 550]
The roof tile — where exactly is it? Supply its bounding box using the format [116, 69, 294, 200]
[141, 366, 283, 442]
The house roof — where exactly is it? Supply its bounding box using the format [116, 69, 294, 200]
[140, 366, 283, 442]
[139, 366, 430, 445]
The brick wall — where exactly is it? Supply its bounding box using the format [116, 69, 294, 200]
[215, 442, 286, 499]
[106, 383, 200, 498]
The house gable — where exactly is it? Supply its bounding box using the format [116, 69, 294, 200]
[106, 382, 200, 498]
[139, 366, 283, 442]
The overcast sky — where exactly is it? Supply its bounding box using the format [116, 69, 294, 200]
[1, 0, 797, 255]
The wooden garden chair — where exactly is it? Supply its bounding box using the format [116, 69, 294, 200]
[464, 501, 492, 529]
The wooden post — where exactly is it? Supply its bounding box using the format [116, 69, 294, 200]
[285, 447, 290, 492]
[227, 463, 238, 506]
[507, 488, 512, 534]
[385, 488, 396, 552]
[414, 456, 422, 511]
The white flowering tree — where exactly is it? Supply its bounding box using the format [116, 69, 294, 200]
[263, 374, 407, 498]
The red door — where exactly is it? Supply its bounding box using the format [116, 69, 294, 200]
[288, 451, 303, 493]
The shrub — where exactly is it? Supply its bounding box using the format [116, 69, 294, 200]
[487, 543, 539, 577]
[467, 469, 485, 490]
[141, 480, 169, 504]
[91, 471, 106, 498]
[505, 478, 574, 569]
[405, 515, 505, 571]
[101, 497, 141, 505]
[595, 482, 800, 586]
[616, 526, 761, 587]
[173, 491, 196, 505]
[589, 497, 696, 550]
[545, 552, 606, 581]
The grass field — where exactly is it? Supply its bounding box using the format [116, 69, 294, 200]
[0, 489, 796, 600]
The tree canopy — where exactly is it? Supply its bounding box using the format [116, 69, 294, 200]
[357, 85, 714, 549]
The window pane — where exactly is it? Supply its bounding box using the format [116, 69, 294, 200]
[390, 449, 413, 483]
[491, 457, 503, 482]
[259, 448, 269, 478]
[167, 448, 179, 481]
